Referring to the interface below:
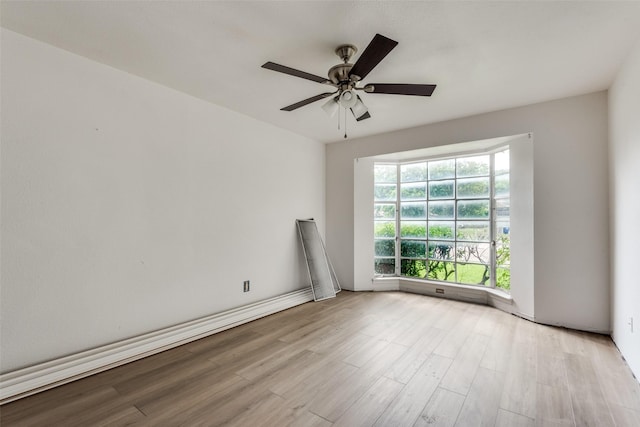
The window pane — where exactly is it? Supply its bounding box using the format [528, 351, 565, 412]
[428, 241, 454, 260]
[456, 242, 490, 263]
[457, 177, 490, 199]
[495, 174, 509, 197]
[428, 159, 455, 180]
[456, 263, 491, 286]
[456, 155, 490, 178]
[429, 180, 454, 199]
[428, 221, 455, 240]
[374, 184, 396, 201]
[375, 258, 395, 275]
[496, 267, 511, 291]
[401, 259, 427, 278]
[496, 236, 510, 267]
[401, 163, 427, 182]
[495, 198, 510, 219]
[401, 182, 427, 200]
[457, 200, 490, 219]
[374, 165, 396, 183]
[428, 201, 454, 219]
[401, 221, 426, 237]
[427, 261, 456, 282]
[401, 240, 426, 258]
[496, 218, 510, 266]
[495, 221, 510, 239]
[374, 203, 396, 220]
[374, 221, 395, 237]
[456, 221, 490, 241]
[401, 202, 426, 219]
[495, 150, 510, 175]
[375, 239, 395, 257]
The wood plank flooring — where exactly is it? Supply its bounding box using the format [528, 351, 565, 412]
[2, 291, 639, 426]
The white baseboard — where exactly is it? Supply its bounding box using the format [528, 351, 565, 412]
[0, 288, 314, 404]
[372, 277, 400, 292]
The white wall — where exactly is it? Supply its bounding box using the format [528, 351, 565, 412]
[0, 29, 325, 373]
[353, 157, 375, 291]
[327, 92, 610, 333]
[609, 39, 640, 379]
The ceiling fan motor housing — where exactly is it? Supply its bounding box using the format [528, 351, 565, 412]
[328, 63, 354, 85]
[329, 44, 362, 86]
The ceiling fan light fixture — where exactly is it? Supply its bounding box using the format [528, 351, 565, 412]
[339, 89, 358, 108]
[351, 96, 369, 121]
[321, 96, 339, 117]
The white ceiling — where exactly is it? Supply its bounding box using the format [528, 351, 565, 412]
[3, 1, 640, 143]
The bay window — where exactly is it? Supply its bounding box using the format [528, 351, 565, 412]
[374, 148, 511, 291]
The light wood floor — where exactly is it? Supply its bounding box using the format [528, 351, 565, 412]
[2, 291, 640, 426]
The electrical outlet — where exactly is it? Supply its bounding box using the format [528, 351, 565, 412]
[243, 280, 250, 292]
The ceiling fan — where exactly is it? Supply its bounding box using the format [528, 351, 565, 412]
[262, 33, 436, 135]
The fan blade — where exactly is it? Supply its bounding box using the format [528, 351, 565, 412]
[348, 34, 398, 81]
[366, 83, 437, 96]
[262, 62, 330, 84]
[281, 92, 335, 111]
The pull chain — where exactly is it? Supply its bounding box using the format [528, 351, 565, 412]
[344, 106, 348, 139]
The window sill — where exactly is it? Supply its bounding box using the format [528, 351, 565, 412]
[372, 276, 513, 310]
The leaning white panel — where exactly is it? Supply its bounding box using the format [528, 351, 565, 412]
[296, 219, 340, 301]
